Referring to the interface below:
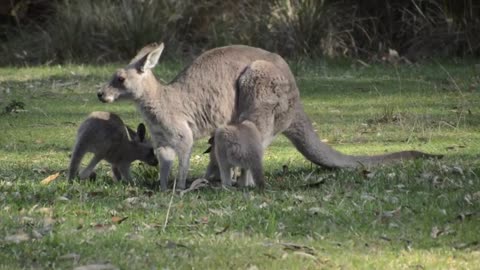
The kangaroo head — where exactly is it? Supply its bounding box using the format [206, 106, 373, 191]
[127, 123, 159, 166]
[126, 123, 147, 142]
[97, 42, 165, 103]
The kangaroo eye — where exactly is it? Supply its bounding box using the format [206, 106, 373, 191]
[117, 76, 125, 83]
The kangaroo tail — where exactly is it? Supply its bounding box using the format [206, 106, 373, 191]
[68, 142, 87, 180]
[282, 104, 442, 169]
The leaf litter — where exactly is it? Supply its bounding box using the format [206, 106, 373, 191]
[40, 172, 60, 185]
[180, 178, 210, 197]
[111, 216, 128, 224]
[59, 253, 81, 263]
[272, 242, 328, 265]
[4, 232, 31, 243]
[430, 225, 455, 239]
[73, 263, 118, 270]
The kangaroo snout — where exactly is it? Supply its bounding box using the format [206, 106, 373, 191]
[149, 156, 159, 166]
[145, 149, 159, 166]
[97, 91, 106, 102]
[97, 88, 115, 103]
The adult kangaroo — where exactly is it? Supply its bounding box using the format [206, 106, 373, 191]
[97, 43, 440, 191]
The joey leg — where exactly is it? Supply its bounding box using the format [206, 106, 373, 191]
[117, 165, 132, 184]
[79, 155, 102, 180]
[237, 168, 247, 187]
[204, 158, 220, 182]
[238, 169, 255, 187]
[214, 139, 233, 187]
[245, 170, 256, 186]
[218, 163, 233, 187]
[112, 166, 122, 181]
[89, 172, 97, 181]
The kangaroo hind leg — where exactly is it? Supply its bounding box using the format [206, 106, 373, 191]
[79, 155, 102, 180]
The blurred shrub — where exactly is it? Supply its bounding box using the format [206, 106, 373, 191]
[1, 0, 479, 65]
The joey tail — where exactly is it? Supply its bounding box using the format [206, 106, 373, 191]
[68, 142, 87, 180]
[282, 104, 443, 169]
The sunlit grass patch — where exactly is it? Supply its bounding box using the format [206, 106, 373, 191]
[0, 60, 479, 269]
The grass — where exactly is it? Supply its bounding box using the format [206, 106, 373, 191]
[0, 59, 479, 269]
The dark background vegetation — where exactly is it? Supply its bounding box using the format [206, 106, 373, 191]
[1, 0, 479, 65]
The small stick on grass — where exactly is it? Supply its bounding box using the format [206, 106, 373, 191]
[162, 178, 177, 233]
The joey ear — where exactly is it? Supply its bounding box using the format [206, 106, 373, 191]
[203, 146, 212, 154]
[137, 123, 146, 142]
[138, 43, 164, 72]
[126, 126, 137, 141]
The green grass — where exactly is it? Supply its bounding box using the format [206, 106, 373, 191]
[1, 60, 480, 269]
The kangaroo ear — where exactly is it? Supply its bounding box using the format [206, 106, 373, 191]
[137, 123, 146, 142]
[138, 43, 164, 72]
[208, 136, 214, 144]
[203, 146, 212, 154]
[126, 126, 137, 141]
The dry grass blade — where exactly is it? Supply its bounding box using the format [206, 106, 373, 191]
[162, 178, 177, 233]
[59, 253, 81, 263]
[280, 242, 316, 255]
[73, 263, 118, 270]
[4, 232, 30, 243]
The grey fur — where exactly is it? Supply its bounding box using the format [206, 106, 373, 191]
[203, 137, 220, 181]
[204, 137, 244, 186]
[214, 120, 264, 188]
[68, 111, 158, 182]
[97, 43, 441, 190]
